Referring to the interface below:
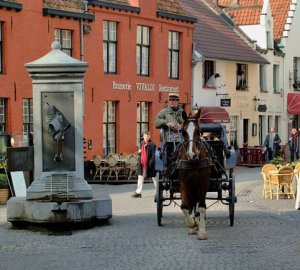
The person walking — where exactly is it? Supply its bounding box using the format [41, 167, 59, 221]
[288, 128, 299, 162]
[132, 131, 157, 198]
[263, 126, 281, 161]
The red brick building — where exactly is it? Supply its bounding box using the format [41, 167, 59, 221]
[0, 0, 196, 159]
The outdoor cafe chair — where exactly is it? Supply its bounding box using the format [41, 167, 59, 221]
[269, 165, 295, 200]
[93, 155, 109, 181]
[261, 163, 277, 199]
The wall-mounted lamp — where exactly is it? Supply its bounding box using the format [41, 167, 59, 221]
[253, 96, 260, 102]
[192, 103, 199, 111]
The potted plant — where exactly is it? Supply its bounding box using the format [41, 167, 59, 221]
[0, 173, 9, 204]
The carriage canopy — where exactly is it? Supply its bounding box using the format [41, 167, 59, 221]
[199, 107, 230, 124]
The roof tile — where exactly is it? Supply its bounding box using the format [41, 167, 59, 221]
[218, 0, 293, 41]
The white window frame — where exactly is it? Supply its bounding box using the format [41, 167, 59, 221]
[136, 25, 150, 76]
[168, 31, 180, 79]
[103, 101, 116, 155]
[103, 21, 117, 74]
[54, 29, 72, 56]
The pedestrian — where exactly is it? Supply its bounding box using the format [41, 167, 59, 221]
[154, 93, 183, 165]
[132, 131, 157, 198]
[263, 126, 281, 161]
[288, 128, 299, 162]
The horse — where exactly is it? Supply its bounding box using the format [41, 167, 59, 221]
[176, 110, 212, 240]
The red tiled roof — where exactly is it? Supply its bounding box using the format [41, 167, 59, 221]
[218, 0, 293, 41]
[224, 6, 261, 25]
[179, 0, 268, 64]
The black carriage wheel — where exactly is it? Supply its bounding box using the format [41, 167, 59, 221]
[228, 170, 235, 226]
[157, 179, 163, 226]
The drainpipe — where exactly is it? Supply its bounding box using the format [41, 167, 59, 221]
[80, 1, 88, 116]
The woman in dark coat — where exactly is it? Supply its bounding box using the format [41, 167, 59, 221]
[132, 131, 157, 198]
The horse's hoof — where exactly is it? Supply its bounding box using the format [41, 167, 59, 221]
[188, 227, 197, 235]
[197, 232, 208, 240]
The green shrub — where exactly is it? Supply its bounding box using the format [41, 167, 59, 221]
[0, 174, 8, 189]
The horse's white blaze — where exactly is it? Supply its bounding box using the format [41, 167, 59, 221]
[186, 121, 195, 159]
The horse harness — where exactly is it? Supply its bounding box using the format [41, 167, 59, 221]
[176, 138, 213, 170]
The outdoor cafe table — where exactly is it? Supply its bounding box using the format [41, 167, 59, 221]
[238, 147, 265, 166]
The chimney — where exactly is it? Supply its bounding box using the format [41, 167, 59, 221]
[128, 0, 139, 7]
[232, 0, 239, 7]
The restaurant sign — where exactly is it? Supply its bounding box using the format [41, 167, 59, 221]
[112, 81, 179, 92]
[220, 98, 231, 107]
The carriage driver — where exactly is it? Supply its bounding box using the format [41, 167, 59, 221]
[154, 93, 184, 167]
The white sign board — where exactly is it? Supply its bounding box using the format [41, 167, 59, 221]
[10, 171, 27, 197]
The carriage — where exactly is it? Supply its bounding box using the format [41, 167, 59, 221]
[155, 120, 237, 233]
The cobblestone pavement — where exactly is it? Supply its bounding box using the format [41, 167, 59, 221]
[0, 167, 299, 270]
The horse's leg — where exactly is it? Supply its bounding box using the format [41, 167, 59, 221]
[195, 203, 207, 240]
[181, 208, 197, 234]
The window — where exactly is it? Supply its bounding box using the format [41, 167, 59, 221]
[259, 64, 267, 91]
[22, 98, 33, 139]
[136, 102, 149, 148]
[293, 57, 300, 90]
[103, 21, 117, 74]
[0, 22, 3, 74]
[136, 26, 150, 76]
[273, 64, 280, 93]
[204, 61, 215, 88]
[54, 29, 72, 56]
[0, 98, 6, 132]
[236, 63, 248, 90]
[168, 31, 180, 79]
[103, 101, 116, 155]
[266, 30, 272, 49]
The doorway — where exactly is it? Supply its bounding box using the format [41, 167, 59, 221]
[243, 119, 249, 145]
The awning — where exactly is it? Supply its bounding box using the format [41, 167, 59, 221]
[199, 106, 230, 123]
[287, 93, 300, 114]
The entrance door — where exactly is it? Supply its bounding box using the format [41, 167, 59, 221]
[243, 119, 249, 144]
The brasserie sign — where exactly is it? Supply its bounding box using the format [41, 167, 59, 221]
[112, 81, 179, 92]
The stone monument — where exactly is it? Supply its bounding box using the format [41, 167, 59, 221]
[7, 41, 112, 225]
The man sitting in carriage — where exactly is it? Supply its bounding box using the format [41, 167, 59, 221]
[154, 93, 184, 174]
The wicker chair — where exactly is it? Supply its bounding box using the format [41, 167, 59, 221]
[294, 163, 300, 209]
[269, 165, 295, 200]
[261, 163, 277, 199]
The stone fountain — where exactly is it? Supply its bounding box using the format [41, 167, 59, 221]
[7, 41, 112, 226]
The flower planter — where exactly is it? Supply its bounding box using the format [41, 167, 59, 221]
[0, 188, 9, 204]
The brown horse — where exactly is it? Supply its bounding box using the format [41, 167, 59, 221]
[177, 111, 212, 240]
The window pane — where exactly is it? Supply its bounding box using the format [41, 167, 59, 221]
[108, 43, 116, 72]
[62, 30, 71, 48]
[142, 27, 149, 45]
[103, 43, 108, 73]
[141, 47, 149, 75]
[103, 21, 108, 41]
[172, 32, 179, 49]
[137, 25, 142, 44]
[110, 22, 117, 41]
[172, 52, 178, 78]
